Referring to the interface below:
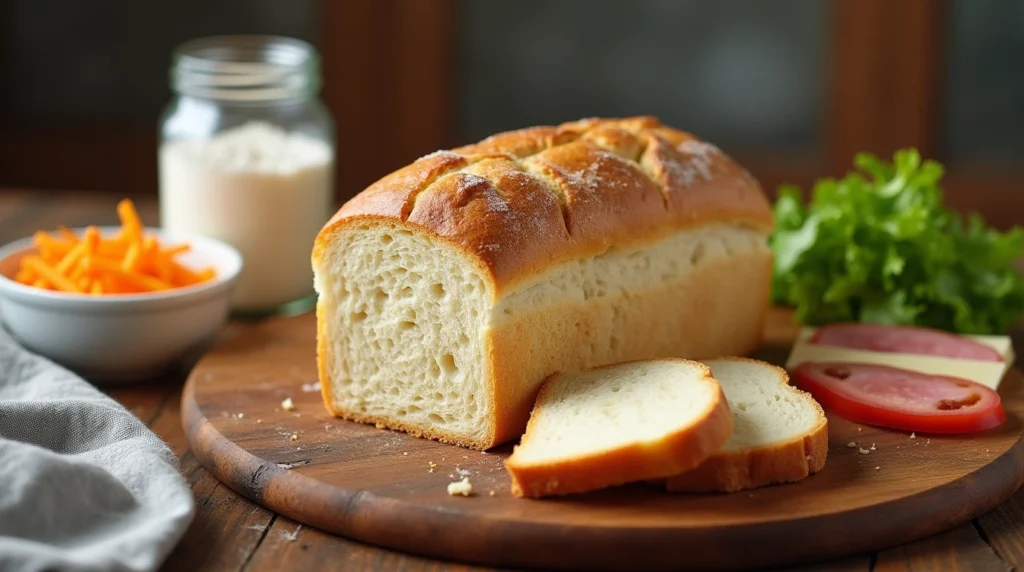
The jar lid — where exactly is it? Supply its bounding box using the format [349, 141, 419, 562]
[170, 35, 321, 102]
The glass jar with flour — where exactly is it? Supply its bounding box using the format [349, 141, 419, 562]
[159, 35, 334, 316]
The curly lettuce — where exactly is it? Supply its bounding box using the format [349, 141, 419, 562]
[770, 149, 1024, 335]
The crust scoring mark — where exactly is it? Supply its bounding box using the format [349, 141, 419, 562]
[399, 151, 471, 222]
[518, 161, 573, 235]
[403, 120, 718, 228]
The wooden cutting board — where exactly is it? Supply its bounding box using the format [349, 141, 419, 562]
[182, 311, 1024, 571]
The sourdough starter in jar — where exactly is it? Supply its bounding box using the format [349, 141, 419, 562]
[160, 121, 333, 312]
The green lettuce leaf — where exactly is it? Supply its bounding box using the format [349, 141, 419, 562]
[769, 148, 1024, 334]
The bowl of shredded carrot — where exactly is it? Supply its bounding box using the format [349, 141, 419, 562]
[0, 199, 243, 382]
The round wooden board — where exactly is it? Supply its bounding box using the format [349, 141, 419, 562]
[183, 312, 1024, 571]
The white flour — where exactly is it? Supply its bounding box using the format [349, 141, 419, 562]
[159, 121, 333, 311]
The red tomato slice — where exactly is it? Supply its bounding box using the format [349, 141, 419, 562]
[791, 362, 1006, 434]
[809, 323, 1003, 362]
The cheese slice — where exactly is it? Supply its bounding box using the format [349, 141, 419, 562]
[785, 326, 1016, 390]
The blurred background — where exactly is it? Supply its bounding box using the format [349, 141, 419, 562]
[0, 0, 1021, 227]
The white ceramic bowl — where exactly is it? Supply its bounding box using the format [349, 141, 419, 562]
[0, 226, 243, 383]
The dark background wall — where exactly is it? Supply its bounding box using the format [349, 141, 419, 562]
[1, 0, 1021, 227]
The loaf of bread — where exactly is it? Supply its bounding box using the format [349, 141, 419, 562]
[311, 116, 774, 450]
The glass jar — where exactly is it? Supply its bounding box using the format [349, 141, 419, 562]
[158, 35, 335, 317]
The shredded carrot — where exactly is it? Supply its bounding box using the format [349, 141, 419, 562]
[116, 199, 143, 241]
[55, 242, 87, 275]
[14, 198, 217, 295]
[121, 241, 142, 272]
[83, 257, 173, 292]
[169, 262, 204, 286]
[57, 226, 79, 243]
[34, 231, 74, 259]
[69, 259, 88, 281]
[83, 226, 101, 252]
[96, 239, 129, 258]
[23, 256, 82, 293]
[161, 244, 190, 257]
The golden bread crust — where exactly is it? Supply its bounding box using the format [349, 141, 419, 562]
[317, 116, 773, 294]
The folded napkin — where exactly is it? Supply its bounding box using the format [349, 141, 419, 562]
[0, 327, 195, 572]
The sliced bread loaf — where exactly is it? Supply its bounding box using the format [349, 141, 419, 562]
[664, 358, 828, 493]
[313, 117, 773, 451]
[505, 359, 734, 498]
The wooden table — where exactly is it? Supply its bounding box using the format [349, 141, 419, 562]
[3, 188, 1024, 572]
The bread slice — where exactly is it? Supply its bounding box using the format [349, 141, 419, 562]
[664, 358, 828, 493]
[505, 359, 734, 498]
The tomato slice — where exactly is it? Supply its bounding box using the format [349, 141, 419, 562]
[791, 362, 1006, 434]
[809, 323, 1003, 362]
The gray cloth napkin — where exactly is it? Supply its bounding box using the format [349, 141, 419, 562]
[0, 327, 195, 572]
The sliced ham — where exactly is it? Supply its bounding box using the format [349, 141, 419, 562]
[809, 323, 1003, 362]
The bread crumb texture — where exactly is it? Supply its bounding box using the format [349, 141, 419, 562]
[664, 358, 828, 493]
[317, 225, 490, 444]
[511, 361, 718, 464]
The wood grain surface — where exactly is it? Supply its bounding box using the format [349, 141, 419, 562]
[5, 190, 1024, 571]
[181, 311, 1024, 571]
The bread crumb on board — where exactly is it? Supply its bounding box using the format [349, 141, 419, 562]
[447, 477, 473, 496]
[858, 448, 870, 455]
[281, 397, 296, 411]
[910, 432, 916, 439]
[290, 433, 298, 441]
[489, 490, 496, 497]
[846, 442, 857, 448]
[428, 461, 437, 473]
